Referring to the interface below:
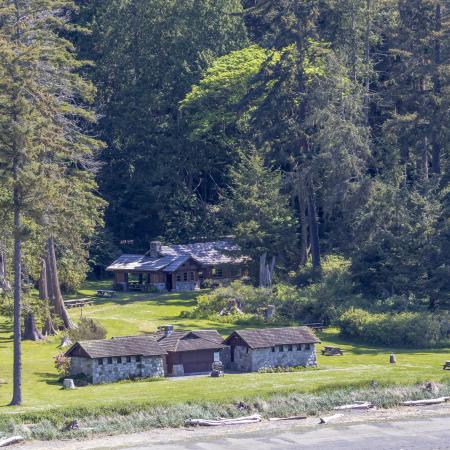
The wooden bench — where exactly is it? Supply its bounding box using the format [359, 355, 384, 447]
[64, 298, 94, 309]
[321, 346, 344, 356]
[302, 322, 325, 332]
[443, 361, 450, 370]
[96, 290, 116, 298]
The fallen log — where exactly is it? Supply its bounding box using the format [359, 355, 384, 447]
[0, 436, 25, 447]
[185, 414, 261, 427]
[319, 413, 344, 424]
[269, 415, 307, 422]
[333, 401, 374, 411]
[402, 397, 449, 407]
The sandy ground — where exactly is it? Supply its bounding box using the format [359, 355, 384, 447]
[17, 402, 450, 450]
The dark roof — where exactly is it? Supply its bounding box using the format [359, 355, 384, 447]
[65, 335, 167, 359]
[224, 327, 320, 349]
[106, 254, 178, 272]
[160, 240, 244, 266]
[106, 240, 244, 272]
[155, 330, 225, 352]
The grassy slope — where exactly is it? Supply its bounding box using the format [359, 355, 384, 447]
[0, 281, 449, 413]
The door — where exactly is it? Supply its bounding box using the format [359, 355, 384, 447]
[181, 350, 215, 373]
[166, 273, 173, 291]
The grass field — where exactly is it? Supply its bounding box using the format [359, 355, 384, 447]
[0, 280, 449, 414]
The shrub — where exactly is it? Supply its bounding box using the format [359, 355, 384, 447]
[338, 308, 450, 347]
[67, 317, 107, 342]
[54, 353, 71, 378]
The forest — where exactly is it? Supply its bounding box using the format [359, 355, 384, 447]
[0, 0, 449, 406]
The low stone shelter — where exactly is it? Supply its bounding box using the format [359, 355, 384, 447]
[106, 240, 246, 292]
[223, 327, 320, 372]
[154, 325, 226, 376]
[65, 335, 166, 384]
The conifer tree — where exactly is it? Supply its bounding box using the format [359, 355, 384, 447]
[0, 0, 102, 405]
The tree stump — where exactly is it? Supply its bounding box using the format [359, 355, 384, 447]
[390, 353, 396, 364]
[63, 379, 76, 390]
[23, 312, 43, 341]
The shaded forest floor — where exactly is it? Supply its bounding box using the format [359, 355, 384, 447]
[0, 281, 449, 414]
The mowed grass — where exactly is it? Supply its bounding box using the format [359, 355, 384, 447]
[0, 280, 449, 414]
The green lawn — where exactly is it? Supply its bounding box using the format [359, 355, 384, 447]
[0, 281, 449, 413]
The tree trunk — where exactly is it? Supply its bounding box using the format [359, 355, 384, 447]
[297, 182, 309, 266]
[46, 237, 75, 330]
[38, 257, 57, 336]
[10, 159, 22, 406]
[363, 0, 372, 122]
[420, 137, 429, 181]
[0, 243, 11, 293]
[23, 311, 43, 341]
[432, 2, 442, 175]
[306, 177, 321, 270]
[259, 253, 267, 288]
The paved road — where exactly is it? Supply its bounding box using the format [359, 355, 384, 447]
[115, 416, 450, 450]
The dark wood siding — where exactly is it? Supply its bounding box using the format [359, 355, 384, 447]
[166, 350, 216, 374]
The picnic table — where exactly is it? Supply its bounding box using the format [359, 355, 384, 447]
[302, 322, 325, 332]
[443, 361, 450, 370]
[321, 346, 344, 356]
[64, 298, 94, 309]
[96, 289, 116, 298]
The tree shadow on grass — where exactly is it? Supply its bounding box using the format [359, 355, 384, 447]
[35, 372, 61, 386]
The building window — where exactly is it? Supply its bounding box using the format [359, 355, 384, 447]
[176, 274, 181, 282]
[107, 357, 113, 364]
[190, 271, 195, 281]
[126, 356, 131, 363]
[279, 345, 284, 352]
[98, 358, 103, 365]
[183, 272, 188, 281]
[271, 347, 275, 353]
[217, 268, 223, 278]
[288, 345, 293, 352]
[297, 345, 302, 351]
[305, 344, 311, 350]
[136, 355, 142, 362]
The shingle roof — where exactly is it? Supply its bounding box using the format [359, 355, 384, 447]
[162, 255, 191, 272]
[65, 335, 167, 359]
[160, 240, 244, 266]
[106, 240, 244, 272]
[224, 327, 320, 349]
[106, 254, 177, 272]
[155, 330, 225, 352]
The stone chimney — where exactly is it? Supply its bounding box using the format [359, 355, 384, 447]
[149, 241, 162, 258]
[159, 324, 174, 337]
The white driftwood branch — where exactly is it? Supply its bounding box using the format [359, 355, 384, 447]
[333, 401, 374, 410]
[0, 436, 25, 447]
[319, 413, 344, 424]
[402, 397, 449, 406]
[268, 415, 307, 422]
[185, 414, 262, 427]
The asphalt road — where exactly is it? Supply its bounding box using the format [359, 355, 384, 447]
[116, 416, 450, 450]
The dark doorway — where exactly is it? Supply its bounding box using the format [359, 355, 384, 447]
[230, 345, 235, 363]
[166, 273, 173, 291]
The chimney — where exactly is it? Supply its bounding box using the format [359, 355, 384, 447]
[149, 241, 162, 258]
[159, 325, 174, 337]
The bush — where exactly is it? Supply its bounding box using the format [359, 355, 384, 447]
[338, 308, 450, 347]
[67, 317, 107, 342]
[54, 353, 70, 378]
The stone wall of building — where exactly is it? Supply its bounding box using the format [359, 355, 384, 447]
[226, 344, 317, 372]
[250, 344, 317, 371]
[69, 355, 165, 384]
[174, 281, 199, 291]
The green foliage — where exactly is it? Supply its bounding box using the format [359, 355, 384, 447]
[67, 318, 107, 342]
[338, 308, 450, 348]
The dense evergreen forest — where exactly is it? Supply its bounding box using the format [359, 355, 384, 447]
[0, 0, 449, 404]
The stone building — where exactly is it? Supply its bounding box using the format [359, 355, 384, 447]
[223, 327, 320, 372]
[65, 335, 167, 384]
[154, 325, 226, 376]
[106, 240, 247, 292]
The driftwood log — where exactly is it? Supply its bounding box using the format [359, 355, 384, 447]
[333, 401, 374, 411]
[402, 397, 449, 406]
[0, 436, 25, 447]
[319, 413, 344, 424]
[186, 414, 262, 427]
[268, 415, 307, 422]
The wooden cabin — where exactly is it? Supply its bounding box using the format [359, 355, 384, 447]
[106, 240, 246, 292]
